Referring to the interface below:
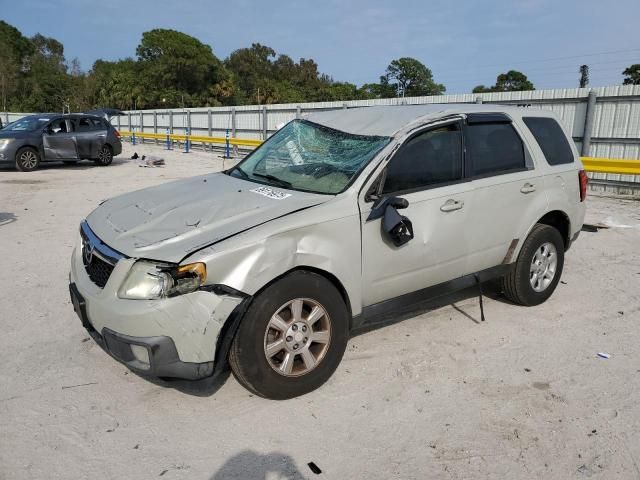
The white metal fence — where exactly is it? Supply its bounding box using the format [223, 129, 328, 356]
[3, 85, 640, 191]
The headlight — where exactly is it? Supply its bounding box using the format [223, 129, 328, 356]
[0, 139, 13, 149]
[118, 261, 207, 300]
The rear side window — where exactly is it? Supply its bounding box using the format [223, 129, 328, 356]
[382, 123, 463, 193]
[77, 117, 104, 132]
[523, 117, 574, 165]
[466, 123, 525, 176]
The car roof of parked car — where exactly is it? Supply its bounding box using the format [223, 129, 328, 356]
[303, 103, 556, 137]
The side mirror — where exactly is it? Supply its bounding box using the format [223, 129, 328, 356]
[366, 196, 414, 247]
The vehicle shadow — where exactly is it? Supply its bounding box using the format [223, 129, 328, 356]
[0, 158, 128, 172]
[139, 368, 232, 397]
[0, 212, 17, 226]
[351, 280, 508, 336]
[210, 450, 307, 480]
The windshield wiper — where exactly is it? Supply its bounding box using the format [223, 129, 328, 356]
[252, 173, 292, 188]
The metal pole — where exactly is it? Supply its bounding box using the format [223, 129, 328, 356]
[165, 128, 171, 150]
[169, 110, 173, 134]
[153, 111, 158, 145]
[262, 106, 268, 140]
[581, 90, 597, 157]
[231, 107, 237, 138]
[127, 112, 131, 132]
[296, 105, 301, 119]
[207, 108, 212, 137]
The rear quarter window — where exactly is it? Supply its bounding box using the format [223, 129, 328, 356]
[523, 117, 574, 165]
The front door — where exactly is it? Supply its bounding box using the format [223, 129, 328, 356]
[360, 120, 473, 307]
[43, 118, 78, 160]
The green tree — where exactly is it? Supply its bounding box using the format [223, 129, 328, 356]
[136, 29, 231, 108]
[472, 85, 493, 93]
[18, 34, 71, 112]
[472, 71, 535, 93]
[0, 21, 33, 111]
[622, 64, 640, 85]
[384, 57, 445, 96]
[493, 70, 534, 91]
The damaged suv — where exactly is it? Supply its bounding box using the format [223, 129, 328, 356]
[69, 105, 586, 399]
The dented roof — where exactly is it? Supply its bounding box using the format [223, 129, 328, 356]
[303, 104, 546, 137]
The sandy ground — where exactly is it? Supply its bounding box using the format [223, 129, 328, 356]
[1, 143, 640, 480]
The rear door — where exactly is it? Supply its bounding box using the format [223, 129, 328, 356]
[463, 114, 548, 274]
[360, 120, 474, 306]
[75, 116, 106, 159]
[43, 117, 78, 160]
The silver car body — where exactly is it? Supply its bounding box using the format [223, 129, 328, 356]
[70, 104, 586, 374]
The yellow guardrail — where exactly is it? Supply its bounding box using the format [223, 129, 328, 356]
[119, 130, 263, 147]
[580, 157, 640, 175]
[119, 131, 640, 176]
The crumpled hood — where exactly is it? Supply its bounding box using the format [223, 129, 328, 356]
[86, 172, 329, 263]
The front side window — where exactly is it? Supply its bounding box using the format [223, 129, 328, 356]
[466, 122, 525, 176]
[230, 120, 390, 194]
[382, 123, 463, 194]
[48, 118, 70, 134]
[523, 117, 574, 165]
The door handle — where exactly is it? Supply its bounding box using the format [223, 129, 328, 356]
[520, 183, 536, 194]
[440, 199, 463, 212]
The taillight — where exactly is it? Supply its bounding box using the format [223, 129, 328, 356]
[114, 130, 121, 138]
[578, 169, 588, 202]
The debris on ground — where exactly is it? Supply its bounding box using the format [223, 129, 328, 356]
[597, 352, 611, 359]
[131, 152, 139, 159]
[308, 462, 322, 474]
[138, 155, 165, 167]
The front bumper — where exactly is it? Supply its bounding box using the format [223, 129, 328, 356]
[69, 235, 243, 379]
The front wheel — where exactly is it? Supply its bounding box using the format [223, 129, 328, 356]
[503, 223, 565, 306]
[229, 271, 349, 399]
[15, 147, 40, 172]
[95, 145, 113, 166]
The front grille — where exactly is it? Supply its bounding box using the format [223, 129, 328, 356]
[85, 254, 115, 288]
[80, 221, 124, 289]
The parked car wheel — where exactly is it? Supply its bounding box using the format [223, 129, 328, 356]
[503, 224, 565, 306]
[229, 271, 349, 399]
[15, 147, 40, 172]
[95, 145, 113, 166]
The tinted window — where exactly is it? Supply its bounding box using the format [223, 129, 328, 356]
[77, 117, 103, 132]
[382, 124, 463, 193]
[523, 117, 574, 165]
[467, 123, 525, 176]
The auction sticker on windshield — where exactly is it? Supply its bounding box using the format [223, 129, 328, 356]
[250, 186, 292, 200]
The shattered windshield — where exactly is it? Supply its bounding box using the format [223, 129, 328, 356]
[230, 120, 390, 194]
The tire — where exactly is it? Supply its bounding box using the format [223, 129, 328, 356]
[229, 271, 349, 399]
[95, 145, 113, 166]
[503, 223, 565, 306]
[15, 147, 40, 172]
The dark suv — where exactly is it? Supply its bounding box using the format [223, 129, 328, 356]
[0, 113, 122, 172]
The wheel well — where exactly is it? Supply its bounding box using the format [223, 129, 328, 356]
[15, 145, 40, 157]
[212, 265, 352, 373]
[537, 210, 570, 249]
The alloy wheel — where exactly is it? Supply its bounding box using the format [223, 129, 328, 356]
[263, 298, 332, 377]
[529, 242, 558, 292]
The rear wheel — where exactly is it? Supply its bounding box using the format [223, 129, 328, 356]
[503, 223, 565, 306]
[95, 145, 113, 166]
[15, 147, 40, 172]
[229, 271, 349, 399]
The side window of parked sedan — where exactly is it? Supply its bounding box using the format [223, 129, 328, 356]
[382, 123, 463, 194]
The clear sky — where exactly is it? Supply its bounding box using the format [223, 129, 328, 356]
[2, 0, 639, 93]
